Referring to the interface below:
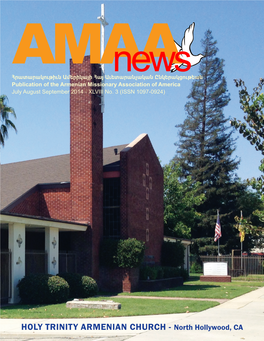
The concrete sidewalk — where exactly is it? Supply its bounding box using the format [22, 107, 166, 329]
[1, 286, 264, 340]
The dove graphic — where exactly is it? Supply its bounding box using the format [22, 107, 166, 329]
[171, 22, 204, 72]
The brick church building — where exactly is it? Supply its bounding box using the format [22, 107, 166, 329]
[0, 56, 164, 303]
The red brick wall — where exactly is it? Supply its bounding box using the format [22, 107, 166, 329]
[9, 190, 40, 216]
[99, 267, 139, 293]
[10, 57, 103, 279]
[120, 134, 164, 264]
[40, 187, 71, 220]
[70, 56, 103, 279]
[7, 57, 164, 284]
[9, 186, 72, 221]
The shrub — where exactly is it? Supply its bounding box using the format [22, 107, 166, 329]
[59, 273, 98, 298]
[179, 268, 189, 281]
[139, 266, 189, 281]
[100, 238, 145, 269]
[161, 241, 185, 267]
[190, 261, 203, 273]
[81, 276, 99, 297]
[17, 274, 49, 304]
[17, 274, 69, 304]
[140, 266, 157, 280]
[47, 276, 70, 303]
[156, 266, 164, 279]
[163, 266, 180, 278]
[58, 273, 83, 298]
[139, 266, 147, 280]
[162, 266, 189, 281]
[116, 238, 145, 268]
[140, 266, 164, 280]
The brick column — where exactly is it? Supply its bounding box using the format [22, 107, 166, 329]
[70, 56, 103, 279]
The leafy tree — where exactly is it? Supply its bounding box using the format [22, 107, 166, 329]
[231, 78, 264, 248]
[231, 78, 264, 195]
[233, 188, 264, 251]
[191, 237, 226, 256]
[0, 94, 17, 146]
[163, 161, 205, 238]
[174, 30, 241, 253]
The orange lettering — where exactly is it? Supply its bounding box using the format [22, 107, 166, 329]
[13, 23, 178, 65]
[55, 24, 100, 64]
[101, 24, 138, 64]
[144, 24, 178, 60]
[13, 24, 55, 63]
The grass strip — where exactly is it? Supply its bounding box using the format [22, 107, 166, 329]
[0, 297, 218, 319]
[1, 278, 263, 319]
[119, 280, 264, 300]
[232, 274, 264, 282]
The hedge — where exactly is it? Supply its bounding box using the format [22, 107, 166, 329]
[58, 272, 83, 298]
[17, 274, 69, 304]
[81, 276, 98, 297]
[59, 273, 98, 298]
[140, 265, 189, 281]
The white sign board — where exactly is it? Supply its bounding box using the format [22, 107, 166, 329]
[203, 262, 228, 276]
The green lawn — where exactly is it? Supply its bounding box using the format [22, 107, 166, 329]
[119, 276, 264, 300]
[232, 274, 264, 282]
[1, 276, 263, 319]
[0, 298, 218, 319]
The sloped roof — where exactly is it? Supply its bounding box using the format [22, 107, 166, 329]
[103, 144, 127, 170]
[0, 144, 127, 211]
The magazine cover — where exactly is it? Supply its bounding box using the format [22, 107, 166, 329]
[1, 0, 264, 340]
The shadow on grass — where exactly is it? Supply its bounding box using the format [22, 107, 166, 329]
[97, 291, 120, 297]
[0, 303, 51, 311]
[149, 284, 220, 293]
[106, 283, 221, 296]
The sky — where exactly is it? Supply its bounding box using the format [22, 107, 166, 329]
[0, 0, 263, 182]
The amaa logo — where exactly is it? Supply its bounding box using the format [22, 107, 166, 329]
[13, 23, 203, 72]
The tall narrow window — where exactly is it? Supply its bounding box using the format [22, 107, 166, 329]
[146, 229, 149, 242]
[149, 177, 152, 190]
[143, 174, 146, 187]
[146, 208, 149, 220]
[103, 178, 120, 238]
[146, 187, 149, 200]
[146, 163, 149, 176]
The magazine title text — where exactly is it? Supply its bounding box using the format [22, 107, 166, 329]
[13, 23, 191, 72]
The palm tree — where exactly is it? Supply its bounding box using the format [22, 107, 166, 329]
[0, 95, 17, 146]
